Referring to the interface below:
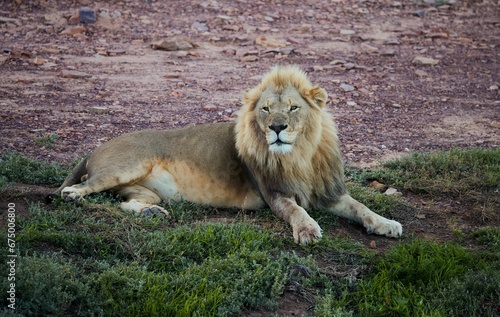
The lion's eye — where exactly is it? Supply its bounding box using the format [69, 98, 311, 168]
[290, 106, 299, 112]
[262, 107, 270, 112]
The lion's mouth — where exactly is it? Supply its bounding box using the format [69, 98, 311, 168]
[272, 139, 291, 146]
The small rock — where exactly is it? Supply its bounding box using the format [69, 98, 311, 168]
[369, 240, 377, 249]
[203, 104, 218, 111]
[412, 56, 439, 65]
[340, 29, 356, 35]
[370, 180, 387, 192]
[415, 69, 428, 77]
[60, 26, 85, 36]
[488, 85, 499, 91]
[344, 62, 356, 70]
[264, 16, 274, 22]
[222, 49, 236, 55]
[240, 55, 259, 62]
[79, 7, 97, 24]
[384, 187, 402, 196]
[31, 57, 45, 65]
[40, 62, 58, 70]
[59, 70, 92, 79]
[150, 39, 195, 51]
[255, 35, 287, 48]
[381, 49, 396, 56]
[414, 10, 427, 17]
[361, 43, 379, 52]
[425, 32, 449, 39]
[346, 101, 357, 106]
[313, 65, 324, 71]
[192, 21, 208, 32]
[89, 106, 109, 114]
[340, 83, 355, 92]
[490, 122, 500, 129]
[384, 38, 401, 45]
[392, 103, 402, 108]
[130, 39, 145, 45]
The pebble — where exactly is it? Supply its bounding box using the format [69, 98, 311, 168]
[346, 101, 357, 106]
[381, 49, 396, 56]
[203, 104, 218, 111]
[60, 26, 85, 36]
[240, 55, 259, 62]
[370, 180, 387, 192]
[79, 7, 97, 24]
[412, 56, 439, 65]
[384, 38, 401, 45]
[384, 187, 402, 196]
[415, 69, 428, 77]
[58, 70, 92, 79]
[192, 21, 208, 32]
[488, 85, 498, 91]
[340, 83, 355, 92]
[340, 29, 356, 35]
[89, 106, 109, 114]
[150, 39, 195, 51]
[369, 240, 377, 249]
[255, 35, 287, 47]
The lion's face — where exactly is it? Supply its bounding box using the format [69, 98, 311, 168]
[253, 86, 312, 154]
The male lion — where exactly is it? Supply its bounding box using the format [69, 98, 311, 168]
[55, 65, 402, 244]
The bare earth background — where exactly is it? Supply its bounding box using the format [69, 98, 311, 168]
[0, 0, 498, 168]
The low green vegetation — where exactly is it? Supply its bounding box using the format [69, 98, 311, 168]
[0, 148, 498, 316]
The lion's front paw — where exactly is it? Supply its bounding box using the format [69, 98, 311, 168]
[141, 205, 170, 219]
[61, 186, 84, 202]
[293, 219, 323, 245]
[367, 218, 402, 238]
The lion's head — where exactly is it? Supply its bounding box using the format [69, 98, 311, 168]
[235, 65, 346, 208]
[236, 66, 334, 160]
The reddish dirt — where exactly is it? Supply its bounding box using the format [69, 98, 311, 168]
[0, 0, 499, 315]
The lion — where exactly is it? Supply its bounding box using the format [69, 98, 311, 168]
[55, 65, 402, 244]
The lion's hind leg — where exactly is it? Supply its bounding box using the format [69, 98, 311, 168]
[330, 194, 402, 238]
[117, 185, 170, 218]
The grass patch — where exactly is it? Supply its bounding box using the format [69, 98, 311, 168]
[351, 147, 500, 221]
[2, 149, 498, 316]
[34, 132, 60, 148]
[0, 152, 72, 185]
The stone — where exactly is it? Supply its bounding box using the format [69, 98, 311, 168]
[346, 101, 357, 106]
[58, 70, 92, 79]
[488, 85, 499, 91]
[89, 106, 109, 114]
[384, 38, 401, 45]
[340, 83, 355, 92]
[381, 49, 396, 56]
[40, 62, 58, 70]
[369, 240, 377, 249]
[203, 104, 218, 111]
[370, 180, 387, 192]
[340, 29, 356, 35]
[344, 62, 356, 70]
[384, 187, 402, 196]
[412, 56, 439, 65]
[60, 26, 85, 36]
[240, 55, 259, 62]
[255, 35, 287, 48]
[415, 69, 428, 77]
[130, 39, 145, 45]
[79, 7, 97, 24]
[192, 21, 208, 32]
[361, 43, 379, 52]
[425, 32, 449, 39]
[150, 39, 195, 51]
[31, 57, 45, 65]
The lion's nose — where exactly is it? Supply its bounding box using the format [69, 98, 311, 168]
[269, 124, 288, 134]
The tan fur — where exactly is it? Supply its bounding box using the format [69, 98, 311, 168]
[56, 65, 402, 244]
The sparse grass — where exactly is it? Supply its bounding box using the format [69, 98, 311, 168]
[34, 132, 60, 148]
[1, 148, 498, 316]
[351, 147, 500, 221]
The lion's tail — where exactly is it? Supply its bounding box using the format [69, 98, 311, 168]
[47, 157, 88, 202]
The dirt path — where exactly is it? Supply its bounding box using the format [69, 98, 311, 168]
[1, 0, 498, 167]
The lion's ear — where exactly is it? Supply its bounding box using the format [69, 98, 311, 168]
[309, 86, 328, 108]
